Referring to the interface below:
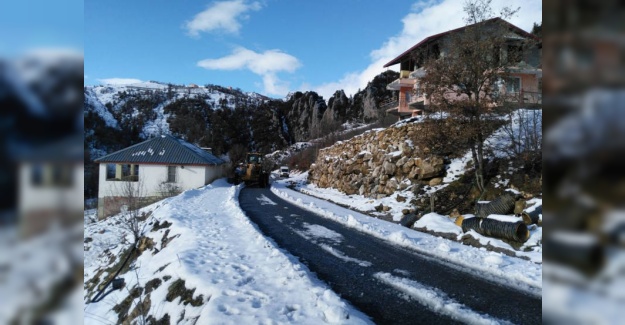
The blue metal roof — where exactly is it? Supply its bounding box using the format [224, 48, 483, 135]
[94, 135, 225, 165]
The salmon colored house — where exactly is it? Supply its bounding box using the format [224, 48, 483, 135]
[383, 18, 542, 118]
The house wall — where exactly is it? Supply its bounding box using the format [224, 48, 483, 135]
[98, 163, 225, 219]
[19, 162, 84, 212]
[205, 163, 229, 184]
[18, 162, 84, 237]
[510, 73, 541, 104]
[513, 73, 539, 93]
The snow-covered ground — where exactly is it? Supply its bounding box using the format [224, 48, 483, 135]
[543, 252, 625, 325]
[266, 142, 313, 164]
[271, 174, 542, 295]
[0, 224, 83, 324]
[84, 179, 372, 324]
[279, 171, 542, 263]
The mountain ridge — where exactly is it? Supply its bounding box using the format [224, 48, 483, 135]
[84, 71, 399, 199]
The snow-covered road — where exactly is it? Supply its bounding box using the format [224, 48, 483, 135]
[239, 187, 541, 324]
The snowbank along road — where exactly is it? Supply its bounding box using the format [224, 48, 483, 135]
[239, 187, 541, 324]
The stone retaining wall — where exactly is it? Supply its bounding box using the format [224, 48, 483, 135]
[309, 122, 446, 198]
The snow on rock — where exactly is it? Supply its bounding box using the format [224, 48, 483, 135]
[84, 88, 119, 128]
[84, 179, 371, 324]
[414, 213, 463, 236]
[265, 142, 313, 164]
[285, 171, 415, 222]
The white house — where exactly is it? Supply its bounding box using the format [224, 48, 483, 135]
[95, 135, 227, 219]
[17, 135, 83, 237]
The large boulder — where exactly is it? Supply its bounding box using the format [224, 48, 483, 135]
[417, 156, 445, 179]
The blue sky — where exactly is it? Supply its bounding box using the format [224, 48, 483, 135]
[85, 0, 542, 99]
[0, 0, 83, 54]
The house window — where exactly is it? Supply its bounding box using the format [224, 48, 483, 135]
[30, 164, 73, 187]
[507, 44, 523, 64]
[167, 166, 176, 183]
[31, 164, 44, 186]
[106, 164, 116, 180]
[51, 164, 73, 187]
[121, 164, 131, 178]
[105, 163, 139, 181]
[506, 77, 521, 94]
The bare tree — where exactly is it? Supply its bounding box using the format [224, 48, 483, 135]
[420, 0, 529, 192]
[492, 107, 542, 169]
[158, 180, 182, 198]
[115, 178, 148, 245]
[228, 143, 248, 165]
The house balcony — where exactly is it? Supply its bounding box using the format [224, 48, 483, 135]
[409, 68, 426, 79]
[383, 96, 423, 118]
[507, 65, 542, 78]
[503, 90, 542, 105]
[386, 70, 416, 90]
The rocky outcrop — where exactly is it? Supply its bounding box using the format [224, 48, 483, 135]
[282, 91, 327, 142]
[324, 90, 350, 122]
[309, 121, 446, 198]
[321, 70, 399, 125]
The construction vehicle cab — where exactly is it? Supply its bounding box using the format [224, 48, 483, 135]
[237, 153, 270, 187]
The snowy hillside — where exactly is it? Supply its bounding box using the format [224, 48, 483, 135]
[85, 82, 270, 140]
[84, 180, 371, 324]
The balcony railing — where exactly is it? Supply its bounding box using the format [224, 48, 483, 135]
[386, 77, 416, 90]
[409, 68, 426, 79]
[501, 90, 542, 105]
[380, 98, 399, 110]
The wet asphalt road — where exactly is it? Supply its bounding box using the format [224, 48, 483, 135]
[238, 187, 541, 324]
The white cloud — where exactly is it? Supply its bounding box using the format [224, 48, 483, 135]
[198, 47, 301, 96]
[97, 78, 144, 85]
[185, 0, 262, 36]
[311, 0, 542, 100]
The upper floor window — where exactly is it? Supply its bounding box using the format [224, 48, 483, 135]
[507, 44, 523, 64]
[506, 77, 521, 93]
